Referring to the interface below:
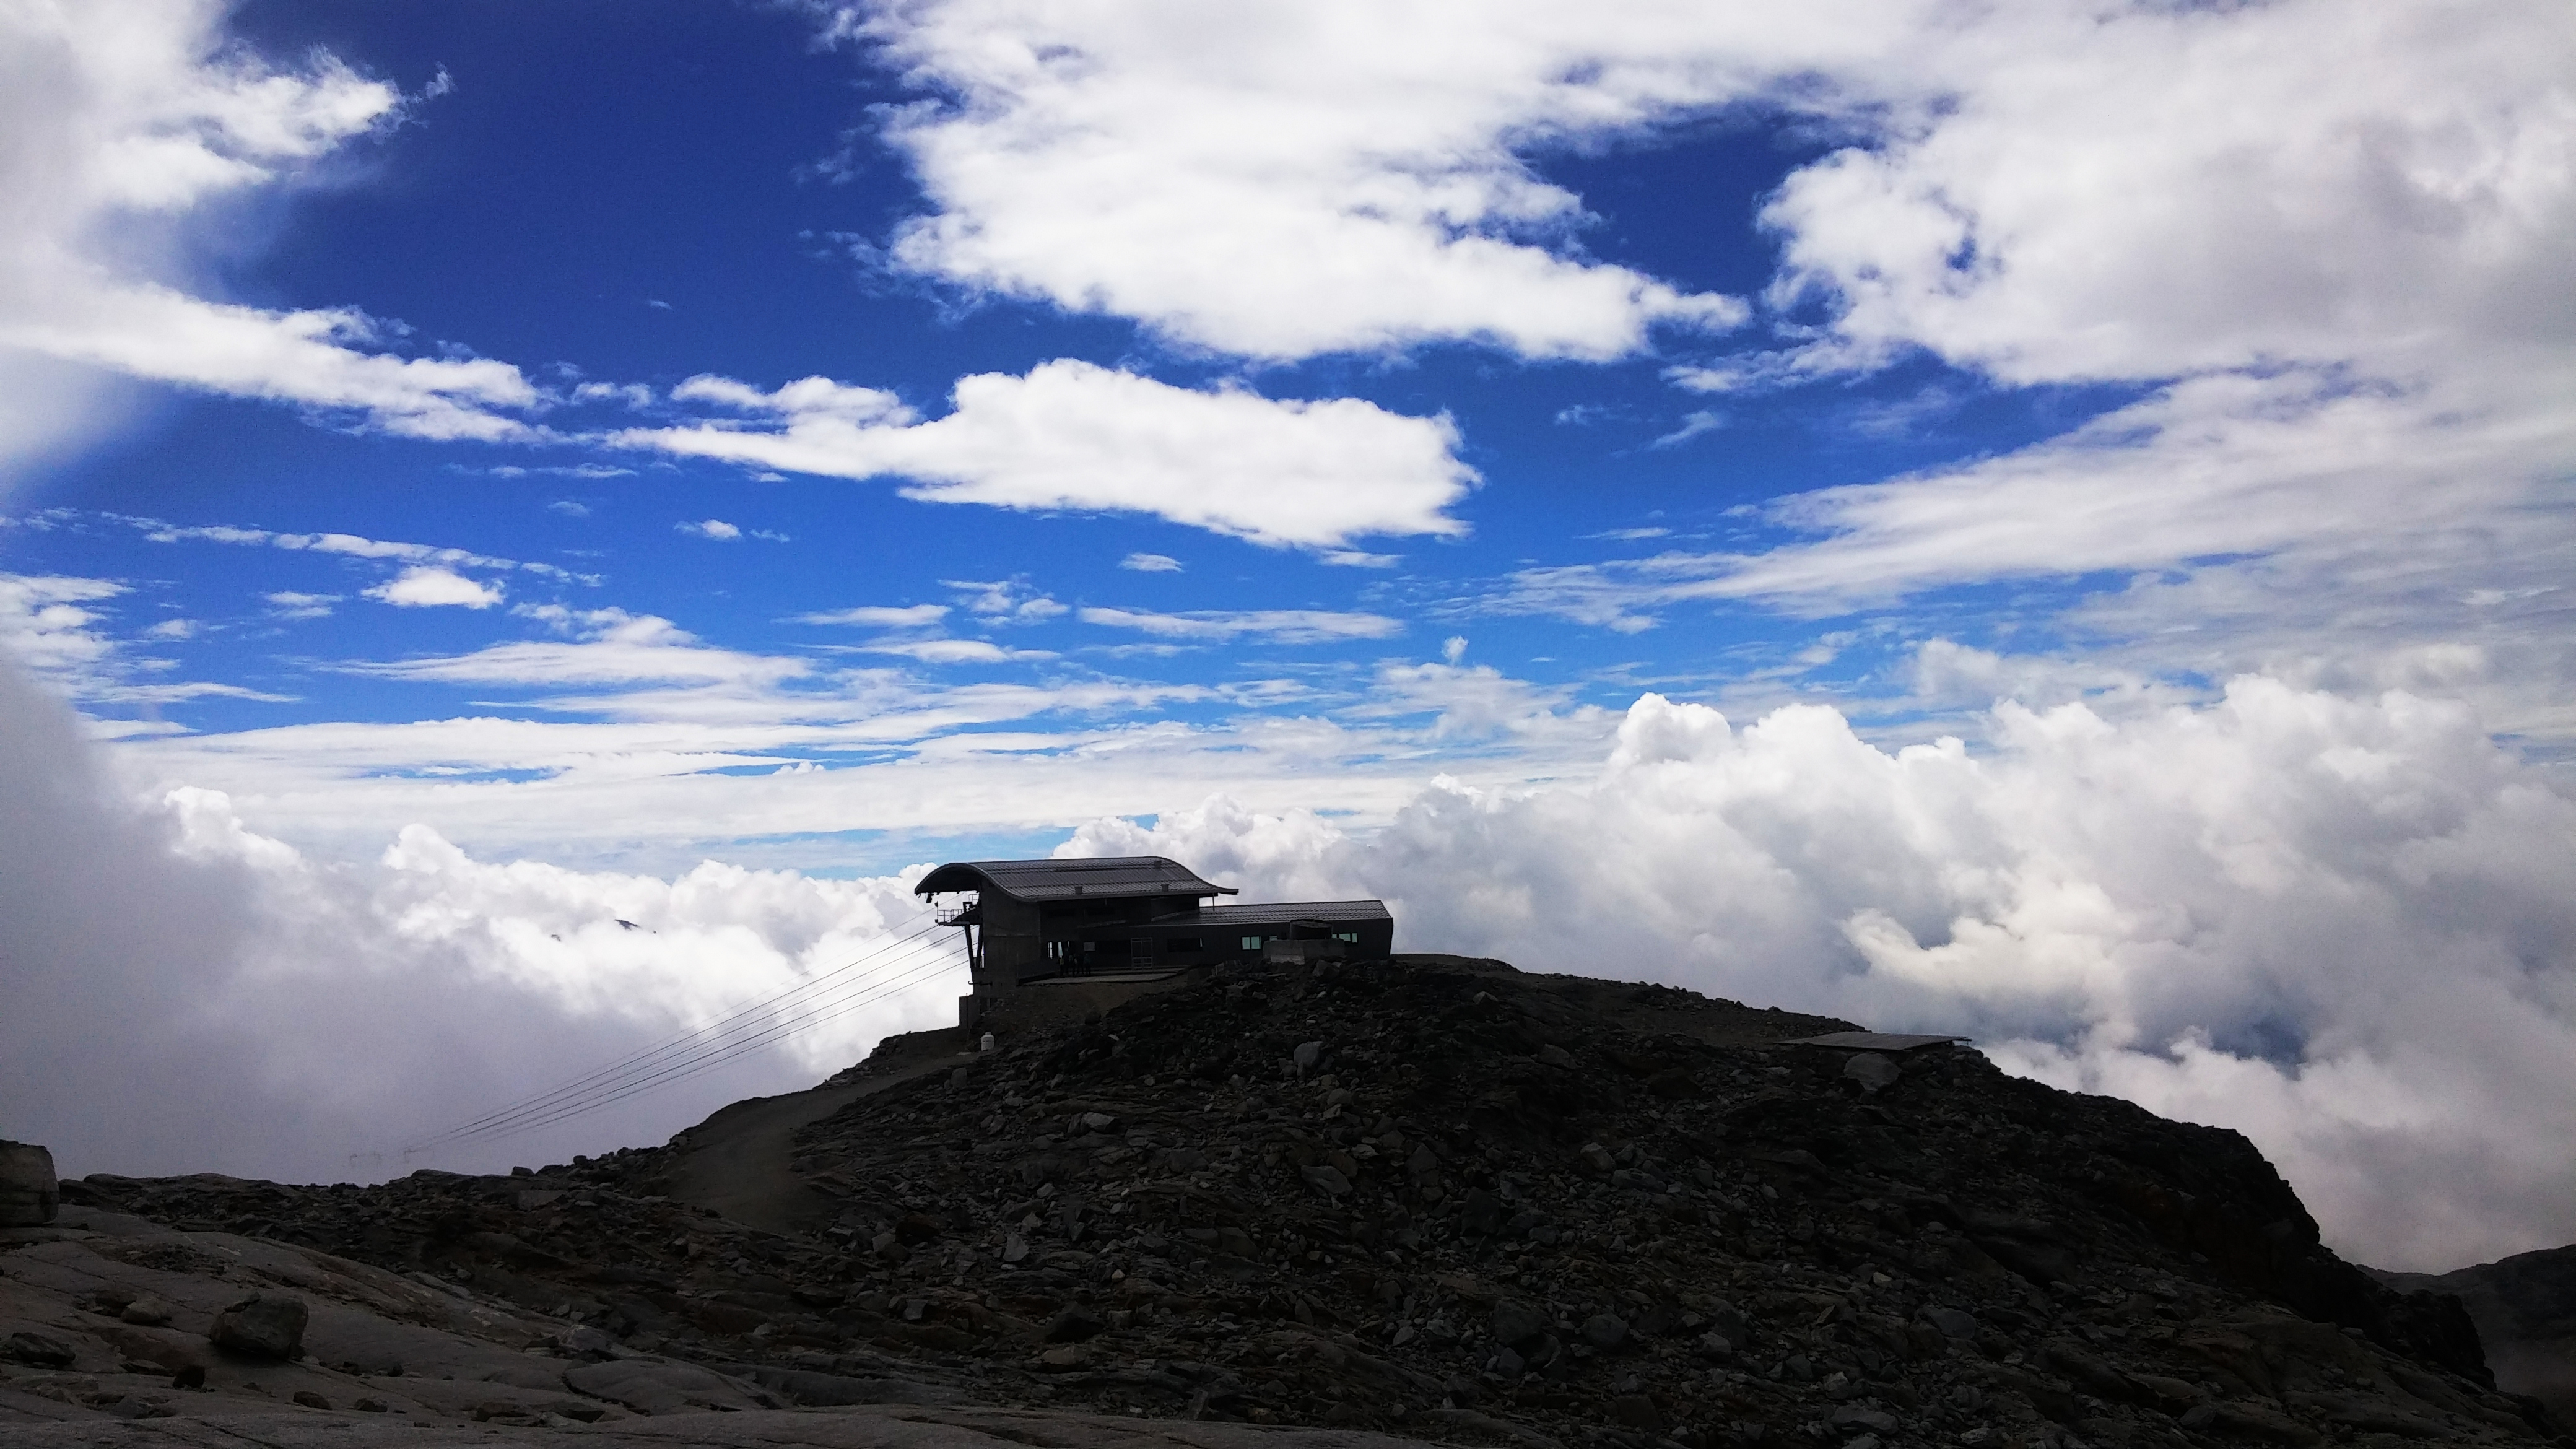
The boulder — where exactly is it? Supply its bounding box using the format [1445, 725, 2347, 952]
[1580, 1312, 1629, 1350]
[209, 1292, 308, 1359]
[0, 1139, 58, 1225]
[1491, 1299, 1548, 1346]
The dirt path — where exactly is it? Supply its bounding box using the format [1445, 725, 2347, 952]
[664, 1055, 955, 1235]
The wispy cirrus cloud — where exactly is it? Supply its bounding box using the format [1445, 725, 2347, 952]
[1077, 606, 1403, 645]
[264, 591, 339, 621]
[121, 512, 587, 583]
[853, 637, 1055, 664]
[342, 609, 807, 689]
[790, 604, 951, 629]
[0, 572, 289, 705]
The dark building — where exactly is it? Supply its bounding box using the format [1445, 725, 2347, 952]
[914, 856, 1391, 1033]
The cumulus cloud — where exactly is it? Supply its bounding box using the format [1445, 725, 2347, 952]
[827, 1, 2568, 376]
[1755, 1, 2572, 388]
[619, 360, 1476, 549]
[677, 518, 743, 541]
[0, 655, 961, 1182]
[1064, 684, 2576, 1271]
[1077, 606, 1403, 645]
[831, 0, 1761, 360]
[363, 565, 503, 609]
[0, 1, 547, 456]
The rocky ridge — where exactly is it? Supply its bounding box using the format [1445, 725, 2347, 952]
[2375, 1247, 2576, 1430]
[25, 954, 2570, 1449]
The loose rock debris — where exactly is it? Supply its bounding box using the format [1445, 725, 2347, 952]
[46, 955, 2574, 1448]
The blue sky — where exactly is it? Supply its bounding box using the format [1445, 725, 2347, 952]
[0, 1, 2240, 873]
[4, 0, 2574, 1268]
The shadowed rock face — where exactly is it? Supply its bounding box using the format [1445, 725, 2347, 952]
[2373, 1245, 2576, 1430]
[31, 955, 2569, 1448]
[1, 1142, 59, 1227]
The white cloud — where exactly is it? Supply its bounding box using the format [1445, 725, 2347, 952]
[1119, 552, 1183, 573]
[812, 0, 2573, 720]
[944, 577, 1064, 622]
[264, 590, 339, 620]
[344, 610, 801, 687]
[856, 638, 1055, 664]
[1318, 550, 1401, 569]
[1484, 368, 2576, 719]
[617, 359, 1477, 548]
[1, 572, 286, 706]
[0, 2, 547, 453]
[677, 518, 742, 541]
[791, 604, 951, 629]
[1650, 411, 1723, 448]
[1078, 606, 1403, 645]
[363, 565, 503, 610]
[1756, 0, 2574, 388]
[0, 574, 126, 675]
[0, 656, 954, 1183]
[832, 0, 1761, 360]
[131, 513, 583, 581]
[830, 1, 2564, 378]
[1358, 659, 1595, 746]
[1069, 681, 2576, 1271]
[6, 290, 541, 443]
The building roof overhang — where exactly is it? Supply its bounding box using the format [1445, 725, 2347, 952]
[914, 855, 1238, 905]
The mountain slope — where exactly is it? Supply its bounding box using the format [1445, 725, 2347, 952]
[45, 954, 2569, 1448]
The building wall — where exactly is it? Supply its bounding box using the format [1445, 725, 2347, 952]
[978, 895, 1044, 987]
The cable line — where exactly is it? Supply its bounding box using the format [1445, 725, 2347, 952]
[452, 939, 966, 1141]
[458, 943, 968, 1143]
[422, 931, 961, 1147]
[407, 914, 964, 1149]
[411, 916, 947, 1147]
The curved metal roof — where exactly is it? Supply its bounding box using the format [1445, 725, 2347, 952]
[913, 856, 1237, 903]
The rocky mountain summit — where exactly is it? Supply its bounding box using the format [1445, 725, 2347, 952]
[12, 954, 2570, 1449]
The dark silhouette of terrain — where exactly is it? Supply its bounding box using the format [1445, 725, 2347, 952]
[11, 954, 2567, 1448]
[2375, 1246, 2576, 1431]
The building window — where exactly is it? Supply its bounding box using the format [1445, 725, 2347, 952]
[1241, 935, 1264, 951]
[1333, 931, 1360, 944]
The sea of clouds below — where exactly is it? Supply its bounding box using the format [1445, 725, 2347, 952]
[6, 653, 2574, 1274]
